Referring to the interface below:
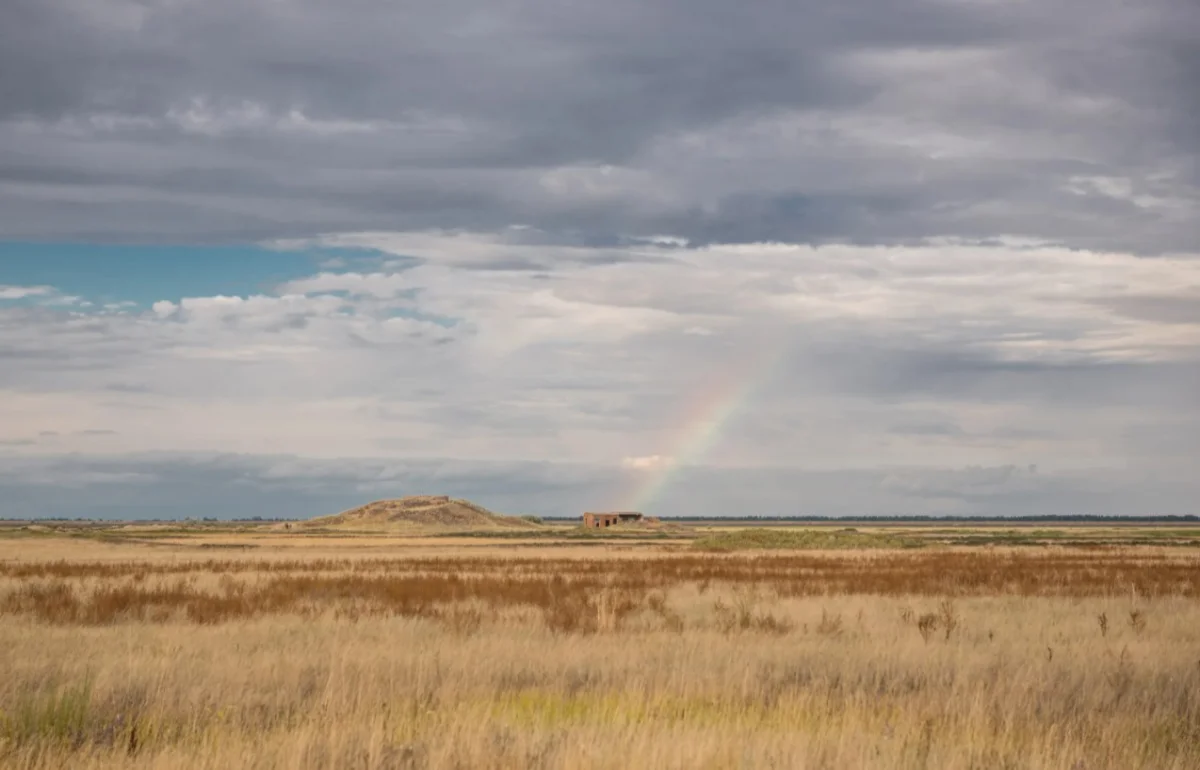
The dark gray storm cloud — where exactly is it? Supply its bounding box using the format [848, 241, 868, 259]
[1, 0, 1196, 248]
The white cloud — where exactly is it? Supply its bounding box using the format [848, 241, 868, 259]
[0, 285, 55, 300]
[313, 231, 1200, 364]
[1, 231, 1198, 496]
[283, 271, 415, 299]
[162, 99, 402, 137]
[621, 454, 675, 470]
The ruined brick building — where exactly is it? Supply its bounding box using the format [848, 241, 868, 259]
[582, 511, 644, 528]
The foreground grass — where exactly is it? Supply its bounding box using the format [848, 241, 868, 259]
[1, 546, 1199, 769]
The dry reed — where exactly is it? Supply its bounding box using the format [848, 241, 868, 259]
[1, 543, 1198, 769]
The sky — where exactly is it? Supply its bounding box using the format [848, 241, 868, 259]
[1, 0, 1198, 519]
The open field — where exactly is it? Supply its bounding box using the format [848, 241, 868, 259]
[2, 527, 1199, 769]
[7, 518, 1200, 548]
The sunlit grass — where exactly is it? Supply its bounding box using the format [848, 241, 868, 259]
[1, 540, 1199, 769]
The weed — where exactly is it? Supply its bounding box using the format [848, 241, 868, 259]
[646, 592, 685, 633]
[815, 609, 844, 638]
[1129, 609, 1146, 636]
[917, 613, 940, 644]
[1107, 647, 1135, 701]
[712, 598, 738, 634]
[541, 597, 596, 636]
[593, 587, 640, 633]
[938, 600, 959, 641]
[540, 588, 643, 635]
[755, 612, 794, 635]
[712, 592, 793, 635]
[437, 605, 485, 637]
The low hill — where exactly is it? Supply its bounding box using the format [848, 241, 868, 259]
[306, 495, 538, 531]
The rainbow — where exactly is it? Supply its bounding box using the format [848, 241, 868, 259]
[620, 342, 789, 513]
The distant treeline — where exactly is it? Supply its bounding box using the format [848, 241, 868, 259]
[541, 514, 1200, 523]
[0, 516, 297, 523]
[4, 514, 1198, 524]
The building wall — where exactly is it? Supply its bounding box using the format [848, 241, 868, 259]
[583, 512, 642, 528]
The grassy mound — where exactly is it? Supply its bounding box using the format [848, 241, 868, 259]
[693, 527, 921, 551]
[307, 496, 538, 531]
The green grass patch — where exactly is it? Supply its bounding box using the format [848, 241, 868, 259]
[693, 527, 922, 551]
[1, 681, 93, 747]
[0, 528, 59, 539]
[492, 691, 771, 729]
[563, 528, 681, 540]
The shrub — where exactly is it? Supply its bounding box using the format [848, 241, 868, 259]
[713, 592, 793, 636]
[917, 613, 940, 643]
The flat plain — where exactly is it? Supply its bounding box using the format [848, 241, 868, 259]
[1, 522, 1199, 769]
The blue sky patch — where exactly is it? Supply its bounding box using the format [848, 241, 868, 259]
[0, 242, 392, 307]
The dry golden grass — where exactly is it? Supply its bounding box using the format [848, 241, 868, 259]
[1, 534, 1198, 769]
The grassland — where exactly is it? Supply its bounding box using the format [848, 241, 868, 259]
[692, 527, 922, 550]
[1, 526, 1199, 769]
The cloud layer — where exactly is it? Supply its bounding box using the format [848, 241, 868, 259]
[1, 0, 1197, 517]
[2, 232, 1199, 516]
[1, 0, 1196, 249]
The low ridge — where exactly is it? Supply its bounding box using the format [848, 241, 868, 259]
[308, 495, 536, 530]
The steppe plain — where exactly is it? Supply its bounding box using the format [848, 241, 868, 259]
[2, 511, 1199, 770]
